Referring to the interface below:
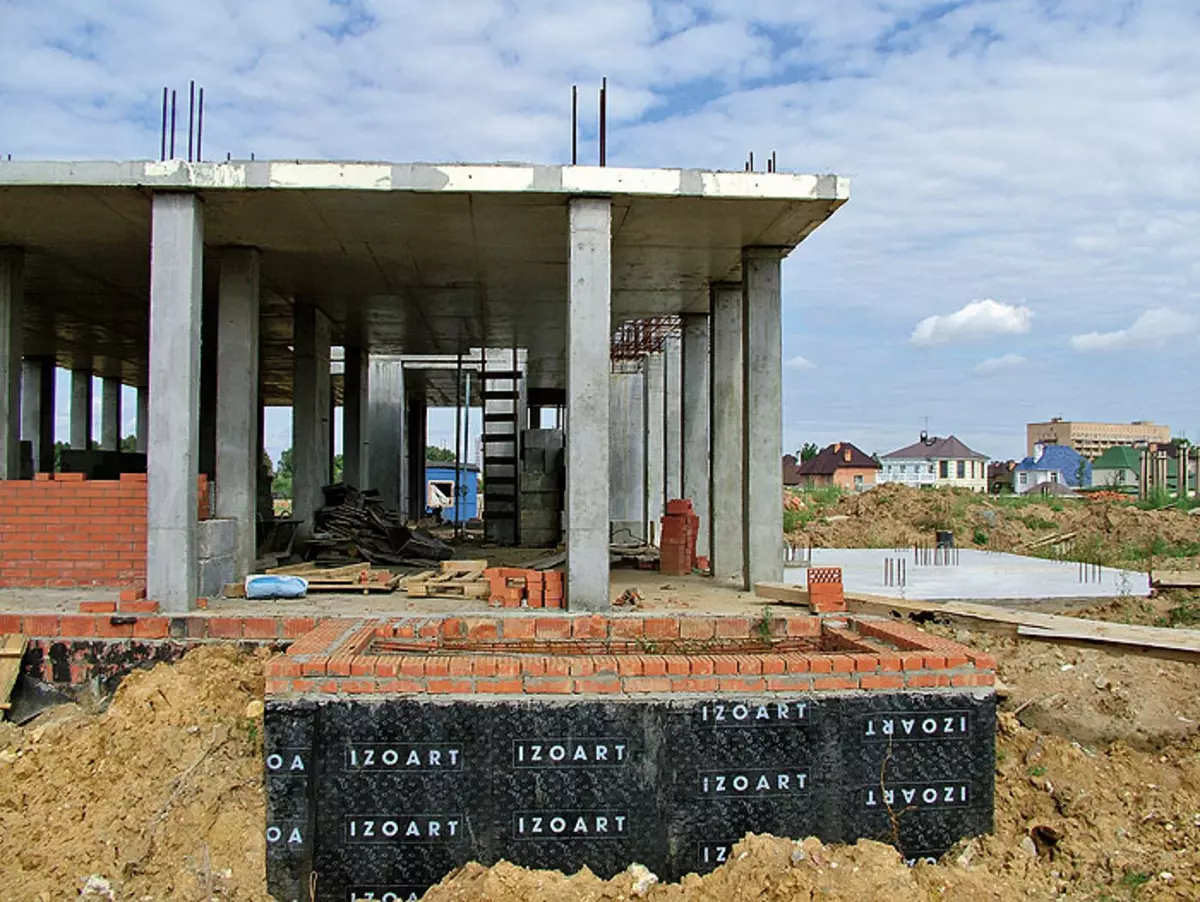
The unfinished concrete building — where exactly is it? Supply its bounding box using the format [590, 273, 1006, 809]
[0, 160, 846, 612]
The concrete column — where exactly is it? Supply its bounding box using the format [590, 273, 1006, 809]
[642, 352, 665, 544]
[136, 386, 149, 453]
[21, 357, 55, 473]
[70, 369, 92, 450]
[0, 249, 23, 479]
[198, 283, 218, 479]
[147, 192, 204, 611]
[367, 355, 404, 510]
[663, 333, 682, 501]
[101, 377, 122, 450]
[609, 369, 645, 542]
[215, 247, 260, 579]
[742, 249, 785, 589]
[292, 300, 332, 534]
[343, 346, 368, 488]
[566, 197, 611, 611]
[680, 313, 710, 559]
[405, 396, 426, 520]
[709, 283, 744, 584]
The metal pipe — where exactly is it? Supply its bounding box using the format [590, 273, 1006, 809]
[169, 90, 177, 159]
[749, 151, 754, 171]
[454, 348, 463, 537]
[197, 87, 204, 161]
[187, 80, 195, 162]
[463, 369, 472, 527]
[571, 85, 578, 165]
[599, 77, 607, 166]
[160, 87, 168, 161]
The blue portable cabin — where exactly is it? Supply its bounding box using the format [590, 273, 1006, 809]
[424, 461, 480, 523]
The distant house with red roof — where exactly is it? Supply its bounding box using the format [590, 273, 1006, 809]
[785, 442, 880, 491]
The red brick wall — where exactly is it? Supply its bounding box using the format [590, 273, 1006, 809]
[0, 473, 210, 588]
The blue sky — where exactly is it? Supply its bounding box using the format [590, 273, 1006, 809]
[5, 0, 1200, 465]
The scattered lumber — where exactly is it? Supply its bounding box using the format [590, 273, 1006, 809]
[846, 593, 1200, 664]
[1151, 571, 1200, 590]
[304, 567, 401, 594]
[404, 560, 490, 599]
[0, 634, 28, 717]
[307, 484, 453, 566]
[753, 582, 811, 606]
[1018, 531, 1076, 552]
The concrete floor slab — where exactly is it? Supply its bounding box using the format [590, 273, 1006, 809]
[786, 547, 1151, 602]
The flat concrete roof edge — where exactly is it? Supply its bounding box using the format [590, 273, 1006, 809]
[0, 159, 850, 201]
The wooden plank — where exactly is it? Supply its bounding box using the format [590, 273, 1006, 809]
[441, 559, 489, 574]
[223, 581, 247, 599]
[267, 562, 318, 575]
[845, 593, 1200, 661]
[753, 582, 811, 606]
[0, 634, 27, 714]
[1151, 570, 1200, 589]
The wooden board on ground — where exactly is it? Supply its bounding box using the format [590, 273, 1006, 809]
[1151, 571, 1200, 590]
[0, 634, 28, 714]
[846, 593, 1200, 664]
[753, 582, 811, 606]
[304, 567, 399, 594]
[404, 560, 490, 600]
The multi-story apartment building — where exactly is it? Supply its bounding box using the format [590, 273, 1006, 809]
[1025, 419, 1170, 461]
[877, 433, 989, 493]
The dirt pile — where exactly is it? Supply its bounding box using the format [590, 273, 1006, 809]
[0, 646, 272, 901]
[786, 483, 1200, 569]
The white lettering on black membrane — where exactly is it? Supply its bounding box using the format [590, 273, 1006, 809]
[513, 737, 629, 767]
[863, 712, 971, 741]
[700, 701, 809, 725]
[513, 811, 630, 840]
[345, 815, 463, 843]
[862, 783, 970, 809]
[699, 841, 739, 866]
[699, 769, 809, 797]
[265, 823, 307, 849]
[346, 744, 463, 770]
[349, 887, 428, 902]
[265, 749, 309, 774]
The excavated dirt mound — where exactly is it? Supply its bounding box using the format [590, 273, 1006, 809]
[0, 645, 272, 901]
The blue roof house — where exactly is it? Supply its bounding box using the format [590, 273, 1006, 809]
[1012, 444, 1092, 494]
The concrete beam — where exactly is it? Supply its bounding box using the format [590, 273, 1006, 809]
[343, 346, 368, 488]
[70, 369, 92, 450]
[0, 249, 22, 479]
[663, 333, 682, 501]
[21, 357, 55, 474]
[642, 352, 664, 543]
[147, 193, 204, 611]
[709, 283, 744, 585]
[136, 386, 149, 453]
[367, 356, 404, 510]
[680, 313, 710, 558]
[292, 300, 332, 535]
[100, 377, 121, 450]
[742, 249, 785, 589]
[566, 197, 611, 611]
[609, 369, 645, 541]
[215, 247, 260, 579]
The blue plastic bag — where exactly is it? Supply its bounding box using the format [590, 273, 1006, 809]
[244, 574, 308, 600]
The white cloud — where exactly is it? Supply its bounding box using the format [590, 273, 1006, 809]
[1069, 307, 1199, 352]
[909, 299, 1033, 347]
[973, 353, 1025, 376]
[785, 355, 816, 370]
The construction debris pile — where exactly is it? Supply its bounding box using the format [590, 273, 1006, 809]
[308, 484, 453, 566]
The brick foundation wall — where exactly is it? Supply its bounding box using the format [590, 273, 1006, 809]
[0, 473, 210, 588]
[266, 613, 996, 697]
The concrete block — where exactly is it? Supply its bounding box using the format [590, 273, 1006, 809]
[196, 518, 237, 560]
[198, 555, 236, 599]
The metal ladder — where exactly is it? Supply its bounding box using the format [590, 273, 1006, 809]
[481, 348, 523, 544]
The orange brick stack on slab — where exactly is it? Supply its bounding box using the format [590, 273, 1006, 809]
[265, 612, 996, 697]
[484, 568, 564, 609]
[659, 498, 700, 575]
[806, 566, 845, 613]
[0, 473, 210, 588]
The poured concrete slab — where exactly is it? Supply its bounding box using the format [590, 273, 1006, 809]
[786, 548, 1151, 603]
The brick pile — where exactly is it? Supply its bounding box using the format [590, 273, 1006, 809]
[484, 568, 565, 608]
[0, 473, 210, 588]
[806, 566, 846, 613]
[659, 498, 700, 575]
[265, 612, 996, 697]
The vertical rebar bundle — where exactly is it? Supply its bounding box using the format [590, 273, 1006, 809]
[883, 557, 907, 587]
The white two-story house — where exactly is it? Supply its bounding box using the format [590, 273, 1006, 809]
[877, 432, 989, 493]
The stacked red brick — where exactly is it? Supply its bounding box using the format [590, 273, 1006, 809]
[806, 566, 845, 613]
[659, 499, 700, 575]
[0, 473, 211, 588]
[484, 568, 564, 609]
